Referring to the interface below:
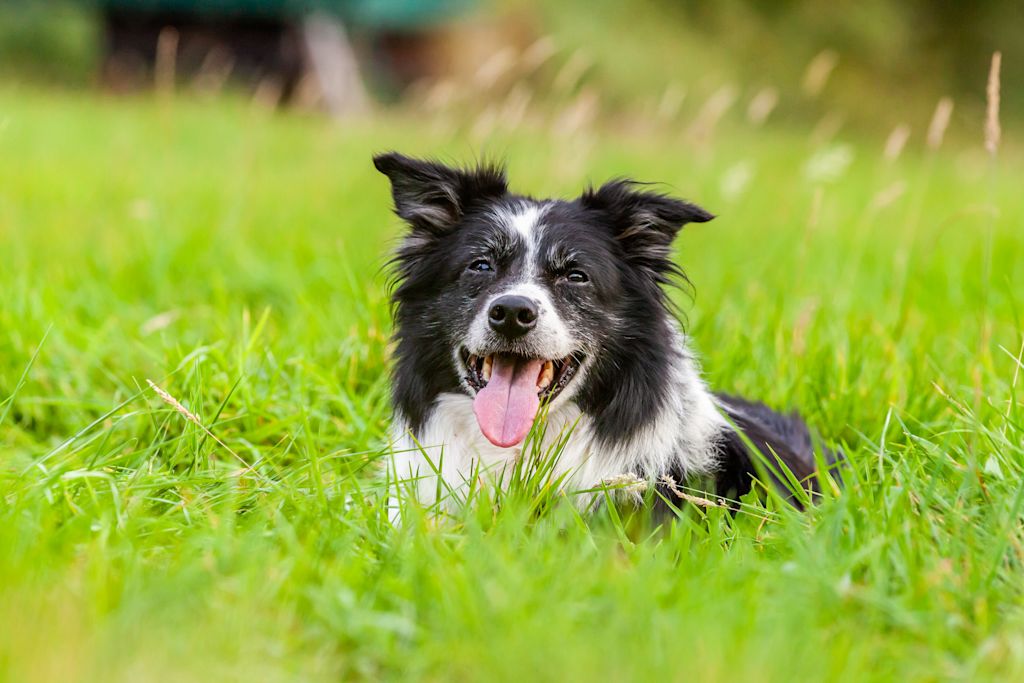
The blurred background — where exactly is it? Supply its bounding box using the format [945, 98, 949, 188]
[0, 0, 1020, 139]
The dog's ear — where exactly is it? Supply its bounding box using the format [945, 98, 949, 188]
[581, 179, 713, 275]
[373, 152, 508, 234]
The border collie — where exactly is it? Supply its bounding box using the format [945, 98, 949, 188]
[375, 152, 836, 515]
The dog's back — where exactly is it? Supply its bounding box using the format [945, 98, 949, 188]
[713, 394, 842, 507]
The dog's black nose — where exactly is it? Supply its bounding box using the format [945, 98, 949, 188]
[488, 295, 538, 338]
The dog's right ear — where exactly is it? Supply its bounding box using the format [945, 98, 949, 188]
[373, 152, 508, 234]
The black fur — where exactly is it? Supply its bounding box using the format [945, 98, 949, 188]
[713, 394, 840, 507]
[374, 152, 508, 234]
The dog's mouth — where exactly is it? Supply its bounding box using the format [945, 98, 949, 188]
[461, 350, 582, 399]
[460, 349, 582, 448]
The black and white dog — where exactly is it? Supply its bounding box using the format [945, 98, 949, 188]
[375, 152, 835, 514]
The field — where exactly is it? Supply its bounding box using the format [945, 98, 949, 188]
[1, 83, 1023, 682]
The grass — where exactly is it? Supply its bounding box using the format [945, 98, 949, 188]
[1, 82, 1023, 682]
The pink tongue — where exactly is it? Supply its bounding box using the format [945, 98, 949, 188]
[473, 355, 544, 448]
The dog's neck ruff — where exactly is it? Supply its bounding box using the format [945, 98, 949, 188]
[387, 325, 727, 514]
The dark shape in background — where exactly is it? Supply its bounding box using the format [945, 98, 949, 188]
[97, 0, 471, 108]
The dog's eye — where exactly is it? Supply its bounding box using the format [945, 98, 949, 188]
[566, 270, 589, 283]
[468, 259, 494, 273]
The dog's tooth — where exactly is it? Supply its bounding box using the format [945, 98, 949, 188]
[538, 360, 554, 389]
[483, 355, 493, 381]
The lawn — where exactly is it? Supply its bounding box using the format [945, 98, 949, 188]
[1, 85, 1023, 682]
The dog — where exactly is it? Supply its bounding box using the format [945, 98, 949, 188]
[375, 152, 837, 516]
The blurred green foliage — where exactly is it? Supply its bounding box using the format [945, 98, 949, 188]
[0, 1, 99, 86]
[0, 0, 1018, 121]
[672, 0, 1022, 120]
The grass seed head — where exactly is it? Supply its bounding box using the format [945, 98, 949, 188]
[926, 97, 954, 151]
[985, 52, 1001, 157]
[147, 379, 202, 427]
[884, 124, 911, 162]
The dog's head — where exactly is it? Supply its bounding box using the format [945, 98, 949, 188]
[375, 152, 713, 448]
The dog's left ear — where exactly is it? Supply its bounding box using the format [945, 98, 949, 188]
[373, 152, 508, 234]
[581, 180, 713, 274]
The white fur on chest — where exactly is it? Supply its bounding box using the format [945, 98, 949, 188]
[387, 342, 727, 513]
